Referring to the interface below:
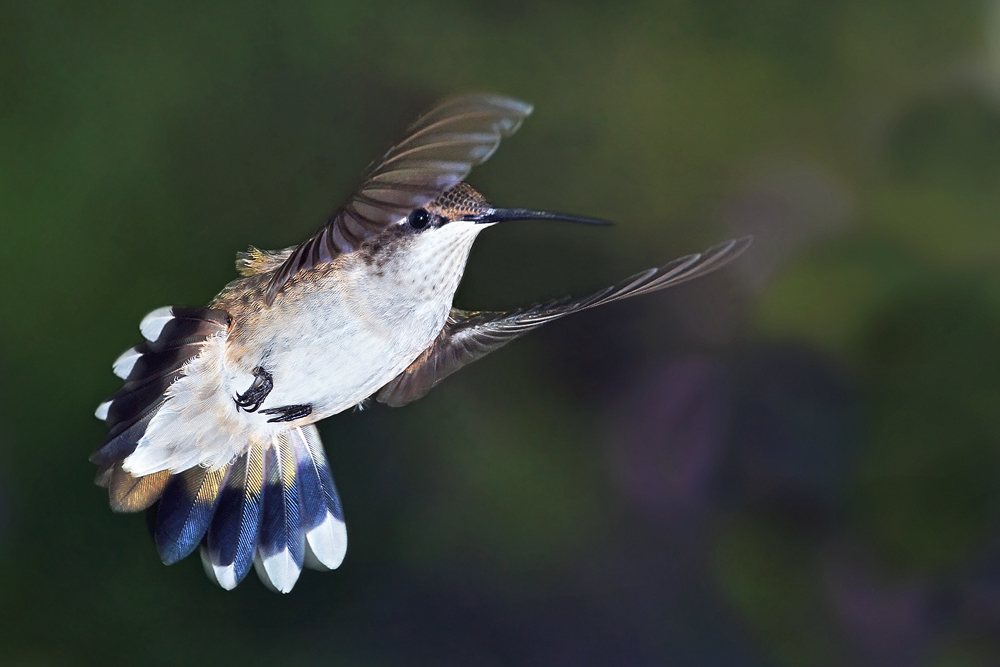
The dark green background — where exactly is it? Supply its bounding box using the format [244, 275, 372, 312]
[3, 1, 1000, 665]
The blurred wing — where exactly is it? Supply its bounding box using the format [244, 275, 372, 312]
[375, 236, 752, 407]
[264, 94, 534, 304]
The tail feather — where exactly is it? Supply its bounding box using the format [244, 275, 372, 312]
[112, 347, 143, 379]
[202, 447, 264, 590]
[103, 370, 183, 427]
[140, 306, 230, 346]
[152, 465, 228, 565]
[114, 341, 206, 384]
[106, 463, 170, 513]
[294, 425, 347, 571]
[255, 435, 305, 593]
[90, 408, 161, 467]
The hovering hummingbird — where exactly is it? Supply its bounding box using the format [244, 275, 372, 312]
[92, 95, 750, 593]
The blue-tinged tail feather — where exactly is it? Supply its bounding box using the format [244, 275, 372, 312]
[153, 465, 228, 565]
[201, 447, 264, 590]
[203, 426, 347, 593]
[294, 425, 347, 571]
[255, 434, 305, 593]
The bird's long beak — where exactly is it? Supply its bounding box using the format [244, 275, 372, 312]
[472, 207, 613, 226]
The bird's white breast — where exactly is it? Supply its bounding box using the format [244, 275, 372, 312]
[255, 220, 485, 418]
[255, 267, 451, 418]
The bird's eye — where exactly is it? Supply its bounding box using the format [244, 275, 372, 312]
[407, 208, 431, 230]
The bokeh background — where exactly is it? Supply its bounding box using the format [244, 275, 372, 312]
[3, 1, 1000, 665]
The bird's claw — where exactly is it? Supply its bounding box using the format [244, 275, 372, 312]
[234, 366, 273, 412]
[260, 404, 312, 423]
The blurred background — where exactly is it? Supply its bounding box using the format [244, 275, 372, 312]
[2, 1, 1000, 665]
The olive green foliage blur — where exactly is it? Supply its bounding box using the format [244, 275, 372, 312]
[2, 1, 999, 665]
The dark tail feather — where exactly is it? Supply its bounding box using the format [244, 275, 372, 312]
[152, 465, 228, 565]
[101, 371, 183, 430]
[138, 306, 230, 350]
[254, 434, 305, 593]
[90, 405, 164, 468]
[292, 425, 347, 571]
[201, 447, 264, 590]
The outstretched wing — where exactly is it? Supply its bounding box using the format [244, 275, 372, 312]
[375, 236, 752, 407]
[264, 95, 534, 305]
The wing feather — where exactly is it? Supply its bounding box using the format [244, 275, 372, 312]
[375, 236, 752, 407]
[263, 95, 534, 305]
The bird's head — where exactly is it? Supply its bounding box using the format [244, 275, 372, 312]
[372, 181, 610, 300]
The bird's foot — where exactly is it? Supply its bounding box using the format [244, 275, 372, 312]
[260, 404, 312, 423]
[234, 366, 273, 412]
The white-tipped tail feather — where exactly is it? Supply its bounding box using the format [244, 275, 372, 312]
[200, 549, 241, 591]
[254, 548, 301, 594]
[140, 306, 174, 342]
[112, 347, 143, 379]
[304, 513, 348, 570]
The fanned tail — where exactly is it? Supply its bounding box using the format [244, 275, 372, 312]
[92, 306, 348, 592]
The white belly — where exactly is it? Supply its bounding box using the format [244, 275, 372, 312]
[254, 280, 449, 418]
[124, 286, 448, 476]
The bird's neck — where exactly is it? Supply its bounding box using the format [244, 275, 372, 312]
[366, 220, 485, 305]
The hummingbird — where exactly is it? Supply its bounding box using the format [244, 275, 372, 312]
[92, 94, 751, 593]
